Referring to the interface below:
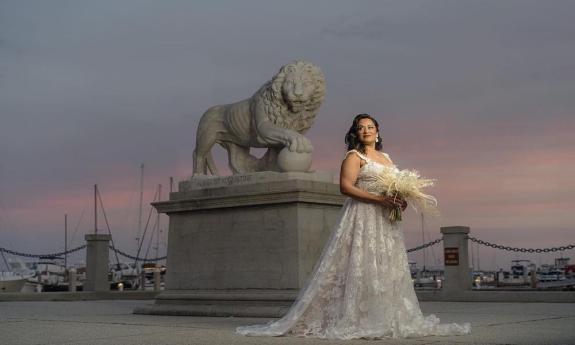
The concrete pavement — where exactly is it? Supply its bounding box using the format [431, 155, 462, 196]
[1, 300, 574, 345]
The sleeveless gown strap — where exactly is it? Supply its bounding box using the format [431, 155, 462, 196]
[345, 149, 370, 162]
[346, 150, 394, 165]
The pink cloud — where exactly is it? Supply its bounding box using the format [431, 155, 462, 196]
[2, 114, 573, 270]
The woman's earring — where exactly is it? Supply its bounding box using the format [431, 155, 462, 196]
[376, 136, 381, 143]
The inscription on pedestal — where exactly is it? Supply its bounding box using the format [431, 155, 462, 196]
[444, 247, 459, 266]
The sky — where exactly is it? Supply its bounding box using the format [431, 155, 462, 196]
[1, 0, 574, 271]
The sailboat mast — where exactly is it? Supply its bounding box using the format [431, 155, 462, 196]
[94, 184, 98, 234]
[421, 213, 426, 271]
[1, 250, 9, 271]
[476, 242, 480, 271]
[136, 164, 144, 250]
[155, 184, 161, 263]
[64, 214, 68, 269]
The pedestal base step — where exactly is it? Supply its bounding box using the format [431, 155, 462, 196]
[133, 289, 298, 317]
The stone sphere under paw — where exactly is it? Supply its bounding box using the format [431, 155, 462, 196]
[277, 148, 312, 172]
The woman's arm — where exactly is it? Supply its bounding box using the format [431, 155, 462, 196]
[339, 154, 405, 209]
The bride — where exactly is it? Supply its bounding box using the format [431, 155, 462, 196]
[236, 114, 471, 339]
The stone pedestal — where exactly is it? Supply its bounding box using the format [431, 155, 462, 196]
[135, 171, 345, 317]
[441, 226, 472, 292]
[84, 234, 111, 292]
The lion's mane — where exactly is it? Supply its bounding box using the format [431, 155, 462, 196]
[251, 60, 326, 132]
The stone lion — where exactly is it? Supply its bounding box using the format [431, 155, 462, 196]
[193, 60, 326, 175]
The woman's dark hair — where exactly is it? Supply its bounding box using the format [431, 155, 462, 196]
[345, 113, 382, 154]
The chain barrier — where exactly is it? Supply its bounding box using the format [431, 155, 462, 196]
[109, 246, 167, 262]
[407, 238, 442, 253]
[468, 236, 575, 253]
[5, 236, 571, 262]
[0, 244, 166, 262]
[0, 245, 87, 259]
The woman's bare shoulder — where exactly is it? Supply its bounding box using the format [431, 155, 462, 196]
[343, 151, 361, 162]
[342, 150, 366, 168]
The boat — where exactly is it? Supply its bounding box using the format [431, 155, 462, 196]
[5, 258, 73, 292]
[472, 271, 497, 288]
[0, 271, 32, 292]
[510, 259, 534, 279]
[109, 262, 141, 289]
[495, 260, 535, 287]
[0, 257, 38, 292]
[409, 262, 443, 288]
[538, 264, 566, 282]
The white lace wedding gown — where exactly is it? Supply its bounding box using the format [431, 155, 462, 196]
[236, 150, 471, 339]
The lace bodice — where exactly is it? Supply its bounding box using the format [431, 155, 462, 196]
[345, 149, 399, 194]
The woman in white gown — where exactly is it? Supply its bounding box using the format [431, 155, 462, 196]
[236, 114, 471, 339]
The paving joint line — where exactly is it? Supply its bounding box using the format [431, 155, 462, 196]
[485, 315, 575, 327]
[2, 317, 214, 329]
[39, 329, 190, 345]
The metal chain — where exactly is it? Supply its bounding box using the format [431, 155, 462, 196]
[468, 236, 575, 253]
[0, 244, 87, 259]
[0, 244, 166, 261]
[109, 246, 167, 262]
[5, 236, 571, 262]
[407, 238, 442, 253]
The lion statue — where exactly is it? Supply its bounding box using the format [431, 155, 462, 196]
[193, 60, 326, 175]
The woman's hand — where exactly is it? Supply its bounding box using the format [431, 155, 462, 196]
[398, 195, 408, 211]
[378, 194, 407, 210]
